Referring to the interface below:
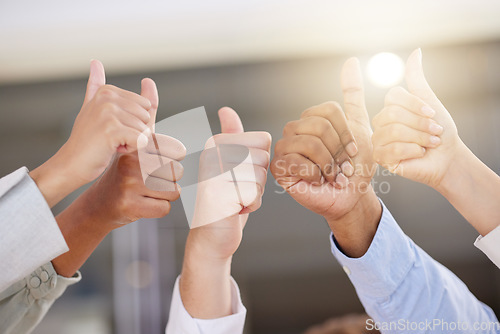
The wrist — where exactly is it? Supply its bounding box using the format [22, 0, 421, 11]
[435, 141, 473, 195]
[29, 150, 82, 207]
[184, 232, 233, 267]
[180, 234, 233, 319]
[325, 189, 382, 258]
[64, 189, 115, 236]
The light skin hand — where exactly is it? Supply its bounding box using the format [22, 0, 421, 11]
[271, 58, 382, 258]
[372, 48, 500, 236]
[180, 107, 271, 319]
[51, 79, 186, 277]
[30, 60, 153, 207]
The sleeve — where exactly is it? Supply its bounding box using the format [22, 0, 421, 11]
[0, 167, 69, 293]
[0, 262, 81, 334]
[330, 201, 499, 334]
[474, 225, 500, 269]
[165, 276, 247, 334]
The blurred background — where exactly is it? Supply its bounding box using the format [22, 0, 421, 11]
[1, 0, 499, 333]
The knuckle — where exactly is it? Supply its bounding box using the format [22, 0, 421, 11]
[391, 143, 403, 156]
[386, 86, 404, 104]
[318, 118, 331, 136]
[386, 108, 398, 122]
[283, 120, 297, 136]
[170, 189, 181, 201]
[158, 201, 171, 217]
[263, 132, 272, 147]
[97, 85, 117, 99]
[273, 139, 286, 155]
[322, 101, 342, 115]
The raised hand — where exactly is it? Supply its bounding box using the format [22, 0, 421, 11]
[61, 60, 154, 183]
[372, 49, 500, 237]
[372, 49, 461, 189]
[52, 79, 186, 277]
[30, 61, 155, 207]
[189, 107, 271, 260]
[179, 107, 271, 319]
[271, 58, 377, 222]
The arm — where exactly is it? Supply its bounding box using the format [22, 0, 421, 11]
[0, 168, 68, 293]
[330, 202, 499, 334]
[0, 263, 80, 334]
[371, 49, 500, 238]
[0, 80, 185, 334]
[166, 107, 271, 333]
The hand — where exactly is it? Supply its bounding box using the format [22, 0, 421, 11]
[179, 107, 271, 319]
[52, 82, 186, 277]
[30, 60, 155, 207]
[188, 107, 272, 260]
[371, 49, 500, 236]
[371, 48, 463, 189]
[59, 60, 154, 184]
[271, 58, 376, 222]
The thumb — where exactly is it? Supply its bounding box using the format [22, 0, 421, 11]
[405, 48, 441, 107]
[218, 107, 244, 134]
[83, 60, 106, 105]
[140, 78, 159, 131]
[340, 57, 370, 126]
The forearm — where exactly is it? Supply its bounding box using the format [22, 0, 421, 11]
[330, 202, 499, 332]
[437, 142, 500, 236]
[29, 149, 82, 208]
[179, 234, 233, 319]
[326, 188, 382, 258]
[51, 190, 112, 277]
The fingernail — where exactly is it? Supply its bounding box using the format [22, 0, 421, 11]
[336, 173, 349, 188]
[421, 106, 435, 117]
[345, 142, 358, 157]
[341, 161, 354, 177]
[430, 136, 441, 145]
[429, 123, 443, 135]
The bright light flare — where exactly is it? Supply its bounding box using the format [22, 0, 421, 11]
[367, 52, 405, 88]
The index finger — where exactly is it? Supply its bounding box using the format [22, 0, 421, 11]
[110, 85, 152, 110]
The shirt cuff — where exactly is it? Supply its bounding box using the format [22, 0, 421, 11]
[474, 225, 500, 269]
[329, 200, 415, 299]
[0, 167, 69, 293]
[165, 276, 247, 334]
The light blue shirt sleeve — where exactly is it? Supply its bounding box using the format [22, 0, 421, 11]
[330, 201, 499, 334]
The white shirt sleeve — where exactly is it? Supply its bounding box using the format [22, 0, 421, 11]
[0, 167, 69, 293]
[474, 225, 500, 269]
[165, 276, 247, 334]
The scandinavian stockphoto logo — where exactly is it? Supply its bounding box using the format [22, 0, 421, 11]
[137, 107, 254, 229]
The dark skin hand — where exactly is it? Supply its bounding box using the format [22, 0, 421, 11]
[271, 58, 382, 258]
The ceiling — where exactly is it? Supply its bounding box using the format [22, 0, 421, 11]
[1, 0, 500, 84]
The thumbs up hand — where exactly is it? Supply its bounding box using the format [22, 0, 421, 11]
[58, 60, 154, 185]
[271, 58, 377, 223]
[29, 61, 158, 207]
[187, 107, 271, 261]
[371, 49, 462, 189]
